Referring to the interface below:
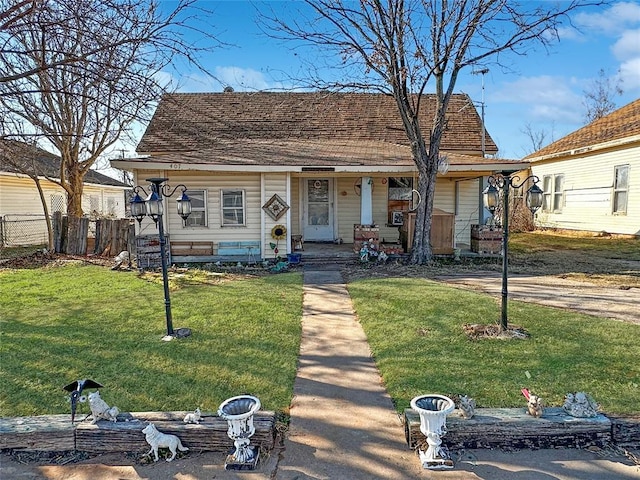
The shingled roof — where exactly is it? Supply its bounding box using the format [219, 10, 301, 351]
[0, 139, 128, 187]
[525, 98, 640, 161]
[135, 92, 498, 166]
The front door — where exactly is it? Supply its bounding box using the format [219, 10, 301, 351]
[303, 179, 334, 241]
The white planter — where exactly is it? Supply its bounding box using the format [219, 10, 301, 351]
[218, 395, 261, 470]
[410, 394, 455, 469]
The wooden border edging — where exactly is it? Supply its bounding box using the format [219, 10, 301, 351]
[0, 410, 276, 453]
[405, 408, 639, 450]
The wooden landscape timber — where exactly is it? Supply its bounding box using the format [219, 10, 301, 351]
[0, 410, 277, 454]
[404, 407, 639, 450]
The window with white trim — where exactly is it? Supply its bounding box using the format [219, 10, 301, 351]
[613, 165, 629, 215]
[220, 189, 245, 226]
[542, 174, 564, 212]
[184, 190, 207, 227]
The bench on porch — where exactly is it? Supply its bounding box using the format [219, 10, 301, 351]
[170, 241, 216, 257]
[217, 241, 260, 256]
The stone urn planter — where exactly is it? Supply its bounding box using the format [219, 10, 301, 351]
[218, 395, 261, 470]
[410, 394, 456, 469]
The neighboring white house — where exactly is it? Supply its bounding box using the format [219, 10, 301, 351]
[525, 98, 639, 237]
[111, 91, 528, 262]
[0, 141, 129, 246]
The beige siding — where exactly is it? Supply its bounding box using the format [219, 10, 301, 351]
[531, 144, 639, 235]
[1, 173, 127, 246]
[149, 171, 262, 252]
[262, 173, 289, 258]
[454, 178, 481, 247]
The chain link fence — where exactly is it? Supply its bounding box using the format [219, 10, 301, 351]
[0, 215, 50, 248]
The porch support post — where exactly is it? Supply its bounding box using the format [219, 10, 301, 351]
[360, 176, 373, 224]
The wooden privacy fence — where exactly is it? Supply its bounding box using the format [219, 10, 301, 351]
[52, 212, 134, 256]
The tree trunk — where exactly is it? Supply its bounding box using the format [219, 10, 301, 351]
[66, 169, 85, 218]
[31, 175, 54, 251]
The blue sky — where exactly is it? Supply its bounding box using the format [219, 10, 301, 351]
[108, 1, 640, 166]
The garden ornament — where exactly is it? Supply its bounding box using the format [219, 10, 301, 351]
[458, 395, 476, 419]
[111, 250, 131, 270]
[183, 407, 202, 424]
[63, 379, 103, 423]
[521, 388, 544, 417]
[142, 423, 189, 462]
[87, 391, 119, 423]
[563, 392, 599, 418]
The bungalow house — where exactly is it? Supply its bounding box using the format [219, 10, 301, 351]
[111, 92, 527, 262]
[0, 140, 129, 246]
[525, 98, 639, 236]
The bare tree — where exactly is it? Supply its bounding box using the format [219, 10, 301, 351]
[583, 68, 623, 124]
[0, 0, 219, 218]
[261, 0, 605, 264]
[520, 121, 557, 156]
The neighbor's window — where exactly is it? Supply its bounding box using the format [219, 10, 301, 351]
[221, 189, 245, 226]
[387, 177, 414, 225]
[184, 190, 207, 227]
[542, 174, 564, 212]
[613, 165, 629, 214]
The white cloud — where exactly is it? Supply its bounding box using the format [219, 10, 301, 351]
[574, 1, 640, 34]
[619, 57, 640, 90]
[492, 75, 583, 123]
[612, 28, 640, 60]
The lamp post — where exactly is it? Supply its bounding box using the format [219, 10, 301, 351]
[130, 178, 192, 338]
[483, 172, 543, 331]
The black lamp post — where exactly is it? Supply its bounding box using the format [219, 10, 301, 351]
[130, 178, 192, 338]
[483, 172, 543, 331]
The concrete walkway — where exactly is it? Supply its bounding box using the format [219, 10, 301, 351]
[275, 270, 423, 479]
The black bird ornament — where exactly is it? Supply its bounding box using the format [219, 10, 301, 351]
[63, 379, 103, 423]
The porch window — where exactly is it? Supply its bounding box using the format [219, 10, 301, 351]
[613, 165, 629, 215]
[542, 174, 564, 212]
[387, 177, 414, 225]
[184, 190, 207, 227]
[221, 189, 245, 226]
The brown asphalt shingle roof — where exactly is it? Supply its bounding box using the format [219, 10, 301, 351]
[136, 92, 498, 166]
[525, 98, 640, 161]
[0, 139, 128, 187]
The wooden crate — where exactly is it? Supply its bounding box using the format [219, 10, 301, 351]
[471, 225, 503, 254]
[353, 224, 379, 253]
[399, 209, 454, 254]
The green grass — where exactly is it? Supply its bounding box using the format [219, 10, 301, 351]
[510, 232, 640, 260]
[0, 264, 303, 417]
[348, 277, 640, 415]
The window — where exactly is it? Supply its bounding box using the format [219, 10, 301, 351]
[387, 177, 414, 225]
[542, 174, 564, 212]
[221, 189, 245, 226]
[184, 190, 207, 227]
[613, 165, 629, 214]
[553, 175, 564, 212]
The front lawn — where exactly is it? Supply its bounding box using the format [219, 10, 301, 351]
[0, 264, 303, 417]
[348, 277, 640, 415]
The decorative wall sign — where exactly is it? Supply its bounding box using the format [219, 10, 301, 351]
[262, 194, 289, 220]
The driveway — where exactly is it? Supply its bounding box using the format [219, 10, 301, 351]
[434, 272, 640, 325]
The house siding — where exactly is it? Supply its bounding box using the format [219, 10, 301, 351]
[454, 178, 481, 247]
[530, 144, 639, 236]
[0, 173, 127, 246]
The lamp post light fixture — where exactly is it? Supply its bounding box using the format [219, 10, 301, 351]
[130, 178, 192, 338]
[483, 172, 543, 331]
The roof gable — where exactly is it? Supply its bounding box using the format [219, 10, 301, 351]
[136, 92, 498, 156]
[525, 98, 640, 161]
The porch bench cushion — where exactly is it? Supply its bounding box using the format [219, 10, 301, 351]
[170, 241, 215, 256]
[218, 241, 260, 256]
